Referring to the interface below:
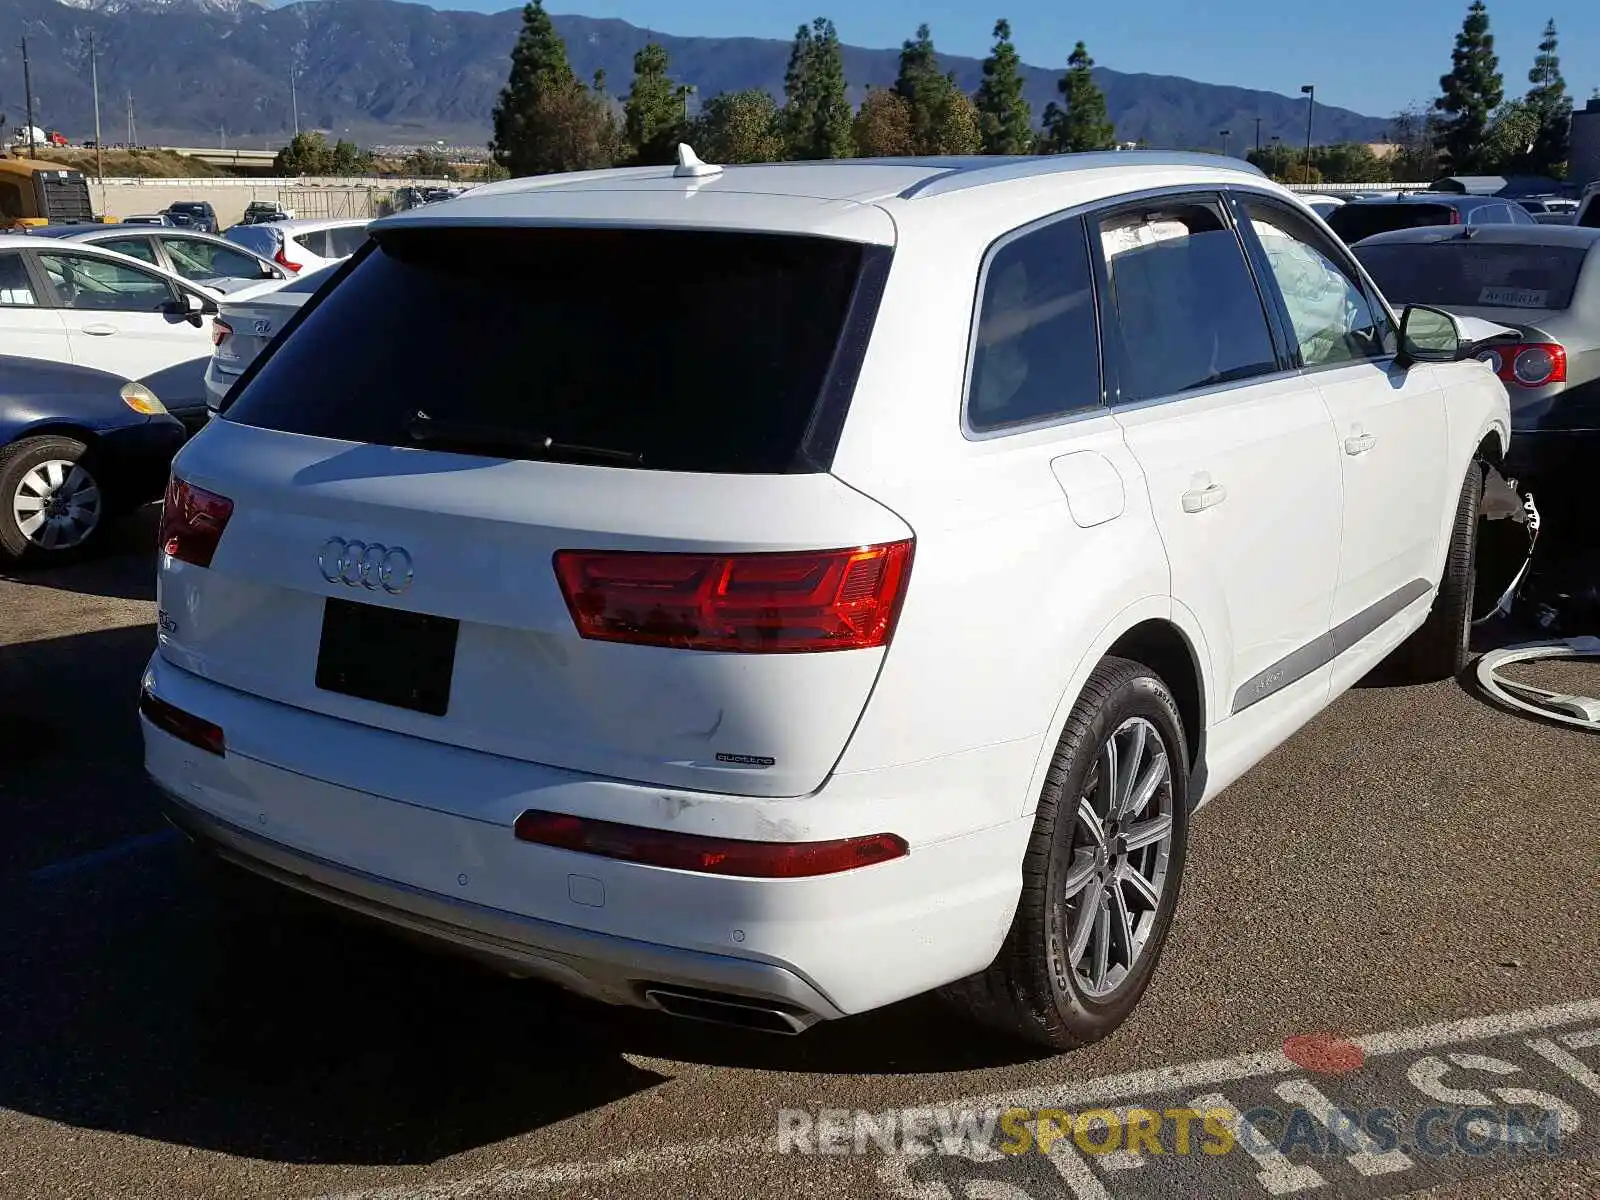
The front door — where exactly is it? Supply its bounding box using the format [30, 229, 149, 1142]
[1234, 194, 1448, 671]
[34, 249, 212, 381]
[1093, 194, 1343, 717]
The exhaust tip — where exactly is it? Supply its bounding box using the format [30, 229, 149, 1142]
[642, 986, 814, 1035]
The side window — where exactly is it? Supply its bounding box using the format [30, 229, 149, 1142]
[97, 237, 159, 265]
[1241, 199, 1395, 367]
[967, 215, 1102, 432]
[165, 237, 270, 280]
[1095, 197, 1279, 404]
[294, 230, 330, 258]
[326, 226, 370, 257]
[38, 253, 176, 313]
[0, 253, 37, 306]
[0, 183, 24, 222]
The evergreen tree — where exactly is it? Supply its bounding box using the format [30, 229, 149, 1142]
[491, 0, 612, 176]
[692, 90, 786, 163]
[780, 18, 854, 160]
[894, 24, 945, 153]
[1041, 42, 1115, 153]
[1432, 1, 1503, 173]
[853, 87, 915, 157]
[974, 19, 1033, 155]
[275, 131, 333, 175]
[623, 42, 691, 165]
[1525, 19, 1569, 176]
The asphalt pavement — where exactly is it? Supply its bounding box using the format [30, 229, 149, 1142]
[2, 505, 1596, 1200]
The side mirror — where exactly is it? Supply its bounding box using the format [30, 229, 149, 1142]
[167, 291, 217, 327]
[1396, 304, 1467, 365]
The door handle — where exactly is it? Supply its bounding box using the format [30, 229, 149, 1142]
[80, 323, 118, 336]
[1181, 483, 1228, 513]
[1345, 432, 1376, 455]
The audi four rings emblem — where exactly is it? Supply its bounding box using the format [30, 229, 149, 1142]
[318, 537, 415, 594]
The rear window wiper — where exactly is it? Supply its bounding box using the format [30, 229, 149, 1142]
[406, 412, 642, 466]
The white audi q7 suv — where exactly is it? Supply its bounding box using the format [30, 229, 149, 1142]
[141, 150, 1511, 1050]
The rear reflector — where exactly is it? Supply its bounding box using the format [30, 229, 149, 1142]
[513, 811, 908, 877]
[159, 476, 234, 568]
[553, 540, 914, 653]
[138, 684, 225, 756]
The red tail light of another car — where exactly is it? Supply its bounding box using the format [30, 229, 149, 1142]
[273, 243, 302, 273]
[210, 317, 233, 348]
[159, 477, 234, 568]
[553, 541, 914, 653]
[1482, 342, 1567, 388]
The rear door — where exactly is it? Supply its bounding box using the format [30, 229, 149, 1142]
[1235, 193, 1447, 674]
[0, 250, 71, 364]
[166, 223, 907, 798]
[1094, 194, 1342, 716]
[33, 249, 212, 380]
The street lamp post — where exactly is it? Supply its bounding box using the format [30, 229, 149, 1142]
[1220, 129, 1231, 157]
[1255, 116, 1262, 152]
[1301, 84, 1316, 175]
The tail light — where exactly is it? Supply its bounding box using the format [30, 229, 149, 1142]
[159, 476, 234, 567]
[553, 540, 914, 653]
[139, 682, 225, 756]
[210, 317, 233, 348]
[513, 811, 908, 878]
[273, 242, 301, 273]
[1482, 342, 1567, 388]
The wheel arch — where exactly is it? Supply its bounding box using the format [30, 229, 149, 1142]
[1021, 598, 1213, 820]
[6, 422, 101, 451]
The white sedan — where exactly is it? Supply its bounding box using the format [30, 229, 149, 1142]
[0, 234, 221, 428]
[223, 218, 370, 275]
[204, 263, 339, 413]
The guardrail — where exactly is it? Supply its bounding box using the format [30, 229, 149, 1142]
[1286, 181, 1431, 194]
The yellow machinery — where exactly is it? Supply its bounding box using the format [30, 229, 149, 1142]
[0, 154, 99, 228]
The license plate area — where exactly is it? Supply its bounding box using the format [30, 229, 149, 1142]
[315, 597, 458, 716]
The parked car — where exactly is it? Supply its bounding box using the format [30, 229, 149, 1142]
[1352, 223, 1600, 504]
[0, 234, 221, 430]
[223, 218, 369, 275]
[0, 353, 184, 563]
[163, 201, 220, 235]
[238, 201, 294, 226]
[1297, 192, 1347, 219]
[1326, 192, 1537, 243]
[143, 151, 1510, 1051]
[205, 263, 340, 412]
[24, 225, 289, 295]
[119, 214, 176, 227]
[1517, 197, 1578, 217]
[1576, 185, 1600, 229]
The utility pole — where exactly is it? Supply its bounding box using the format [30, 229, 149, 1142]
[1301, 84, 1316, 174]
[290, 70, 299, 136]
[90, 33, 103, 183]
[1254, 116, 1262, 153]
[126, 91, 135, 148]
[20, 38, 37, 158]
[1220, 129, 1231, 157]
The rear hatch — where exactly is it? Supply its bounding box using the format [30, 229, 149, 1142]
[163, 223, 907, 798]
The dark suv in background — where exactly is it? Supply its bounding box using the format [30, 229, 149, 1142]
[1326, 193, 1536, 244]
[163, 201, 219, 234]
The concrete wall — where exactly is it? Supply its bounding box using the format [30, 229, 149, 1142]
[89, 176, 452, 227]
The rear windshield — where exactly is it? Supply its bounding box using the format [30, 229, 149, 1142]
[1326, 203, 1456, 243]
[223, 228, 874, 473]
[1353, 242, 1588, 310]
[226, 225, 279, 257]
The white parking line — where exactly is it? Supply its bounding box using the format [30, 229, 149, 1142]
[310, 997, 1600, 1200]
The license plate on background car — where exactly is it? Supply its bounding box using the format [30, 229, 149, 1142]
[314, 597, 459, 716]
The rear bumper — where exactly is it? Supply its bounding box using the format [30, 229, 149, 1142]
[141, 654, 1034, 1022]
[157, 787, 843, 1029]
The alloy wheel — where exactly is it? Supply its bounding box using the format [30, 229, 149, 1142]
[12, 458, 103, 551]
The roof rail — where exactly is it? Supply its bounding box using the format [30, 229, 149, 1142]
[901, 150, 1267, 200]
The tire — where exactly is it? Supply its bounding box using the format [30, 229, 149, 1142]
[0, 435, 106, 565]
[1387, 461, 1484, 683]
[943, 656, 1191, 1052]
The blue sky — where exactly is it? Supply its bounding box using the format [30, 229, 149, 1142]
[448, 0, 1599, 118]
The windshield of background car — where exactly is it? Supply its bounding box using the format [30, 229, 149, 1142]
[1327, 203, 1457, 243]
[222, 227, 875, 473]
[1353, 241, 1588, 310]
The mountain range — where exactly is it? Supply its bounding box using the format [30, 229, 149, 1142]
[0, 0, 1393, 151]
